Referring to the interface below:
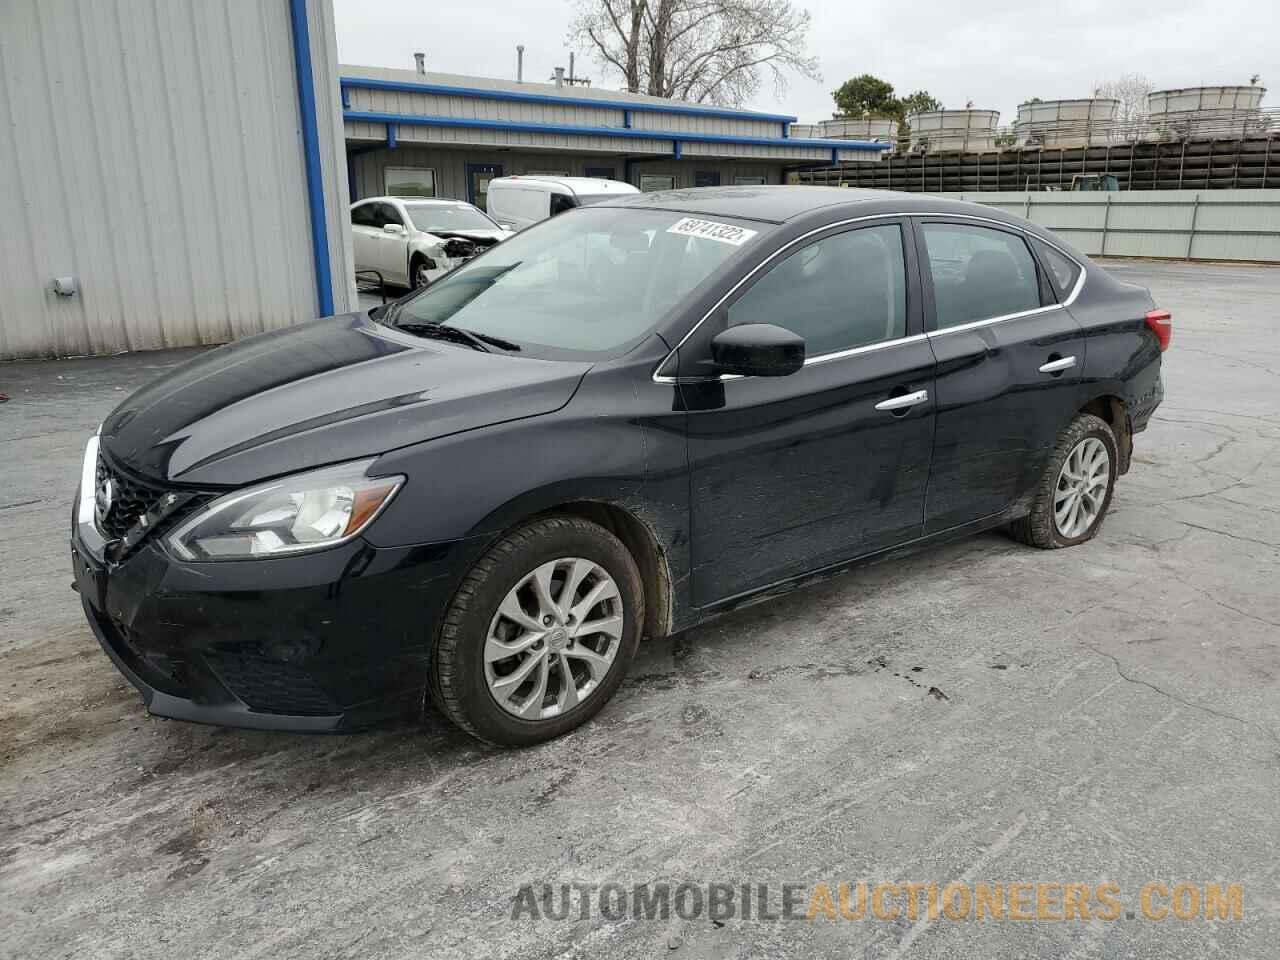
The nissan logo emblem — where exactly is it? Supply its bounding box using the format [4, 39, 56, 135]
[96, 477, 115, 517]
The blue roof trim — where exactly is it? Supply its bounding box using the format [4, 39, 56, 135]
[343, 109, 886, 153]
[340, 75, 799, 124]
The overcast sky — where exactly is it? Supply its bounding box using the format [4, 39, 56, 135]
[333, 0, 1278, 124]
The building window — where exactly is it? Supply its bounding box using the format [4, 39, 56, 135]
[733, 176, 766, 186]
[527, 170, 570, 177]
[585, 166, 616, 180]
[384, 167, 436, 197]
[695, 171, 721, 187]
[640, 174, 675, 192]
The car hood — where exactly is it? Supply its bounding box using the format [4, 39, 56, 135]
[100, 313, 591, 487]
[421, 229, 510, 252]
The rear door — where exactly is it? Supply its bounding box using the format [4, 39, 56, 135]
[680, 218, 936, 605]
[915, 217, 1085, 533]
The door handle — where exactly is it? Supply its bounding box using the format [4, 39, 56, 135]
[1038, 355, 1077, 374]
[875, 389, 929, 412]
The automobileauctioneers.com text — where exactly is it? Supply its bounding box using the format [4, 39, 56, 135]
[512, 881, 1244, 923]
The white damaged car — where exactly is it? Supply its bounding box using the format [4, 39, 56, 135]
[351, 196, 513, 290]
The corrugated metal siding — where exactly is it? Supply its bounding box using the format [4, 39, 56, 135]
[628, 110, 780, 139]
[389, 122, 667, 155]
[350, 147, 783, 202]
[939, 190, 1280, 261]
[0, 0, 353, 359]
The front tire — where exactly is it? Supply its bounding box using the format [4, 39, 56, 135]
[411, 255, 432, 290]
[1009, 413, 1117, 549]
[431, 517, 643, 747]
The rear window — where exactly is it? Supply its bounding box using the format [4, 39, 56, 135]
[920, 222, 1043, 330]
[1031, 236, 1083, 301]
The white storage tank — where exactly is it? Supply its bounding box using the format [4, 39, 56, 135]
[907, 109, 999, 152]
[791, 117, 898, 144]
[1014, 98, 1118, 148]
[1147, 85, 1267, 139]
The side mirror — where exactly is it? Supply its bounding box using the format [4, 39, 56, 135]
[710, 323, 805, 377]
[383, 223, 405, 235]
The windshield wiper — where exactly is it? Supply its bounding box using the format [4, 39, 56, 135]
[395, 322, 491, 352]
[460, 329, 521, 352]
[394, 322, 521, 353]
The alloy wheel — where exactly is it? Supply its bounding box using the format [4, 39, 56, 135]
[1054, 437, 1110, 539]
[484, 557, 624, 720]
[415, 262, 431, 288]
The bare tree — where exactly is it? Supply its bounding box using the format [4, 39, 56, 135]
[1094, 73, 1152, 142]
[570, 0, 821, 107]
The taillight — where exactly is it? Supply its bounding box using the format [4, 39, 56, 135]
[1145, 309, 1172, 352]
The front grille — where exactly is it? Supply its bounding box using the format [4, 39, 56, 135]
[95, 456, 166, 540]
[202, 650, 339, 716]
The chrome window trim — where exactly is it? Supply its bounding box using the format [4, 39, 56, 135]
[927, 303, 1063, 338]
[651, 331, 929, 384]
[804, 332, 929, 366]
[651, 210, 1087, 384]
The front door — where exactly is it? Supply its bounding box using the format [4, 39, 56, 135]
[914, 218, 1086, 532]
[371, 202, 410, 285]
[680, 219, 936, 606]
[350, 201, 380, 272]
[466, 163, 502, 212]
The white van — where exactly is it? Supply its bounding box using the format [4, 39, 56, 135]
[485, 176, 640, 231]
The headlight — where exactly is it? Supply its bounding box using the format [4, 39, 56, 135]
[77, 428, 102, 528]
[166, 460, 403, 561]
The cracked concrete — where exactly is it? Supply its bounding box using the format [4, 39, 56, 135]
[2, 261, 1279, 959]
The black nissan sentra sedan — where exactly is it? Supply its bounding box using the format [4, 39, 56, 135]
[71, 187, 1169, 746]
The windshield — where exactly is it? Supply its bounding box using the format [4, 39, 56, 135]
[388, 207, 767, 357]
[405, 203, 500, 233]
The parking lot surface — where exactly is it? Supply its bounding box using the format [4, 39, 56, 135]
[2, 261, 1278, 959]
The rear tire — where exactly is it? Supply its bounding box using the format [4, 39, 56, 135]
[1009, 413, 1117, 549]
[431, 516, 643, 747]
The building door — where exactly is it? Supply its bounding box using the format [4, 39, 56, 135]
[695, 171, 721, 187]
[466, 163, 502, 211]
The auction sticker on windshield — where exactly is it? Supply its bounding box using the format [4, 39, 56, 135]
[666, 217, 758, 246]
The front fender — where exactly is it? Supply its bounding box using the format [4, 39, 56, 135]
[364, 367, 651, 547]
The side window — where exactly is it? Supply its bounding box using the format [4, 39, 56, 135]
[351, 203, 377, 227]
[727, 224, 907, 357]
[920, 222, 1043, 330]
[549, 193, 577, 217]
[376, 203, 404, 228]
[1030, 236, 1082, 301]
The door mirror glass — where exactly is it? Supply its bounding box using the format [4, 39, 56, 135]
[710, 323, 805, 377]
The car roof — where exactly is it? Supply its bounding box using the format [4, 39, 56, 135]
[599, 185, 1022, 225]
[491, 175, 639, 196]
[353, 196, 473, 207]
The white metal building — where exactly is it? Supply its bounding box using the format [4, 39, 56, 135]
[0, 0, 354, 360]
[341, 65, 886, 207]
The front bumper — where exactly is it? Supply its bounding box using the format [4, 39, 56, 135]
[71, 526, 482, 732]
